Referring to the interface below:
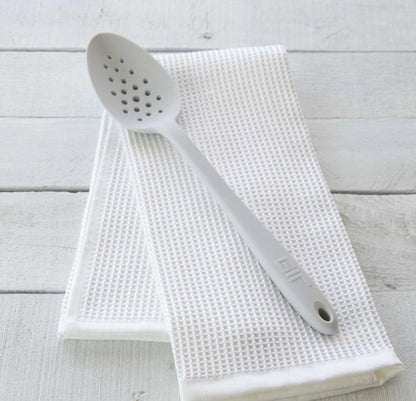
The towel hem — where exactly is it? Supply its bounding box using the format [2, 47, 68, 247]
[58, 320, 170, 342]
[180, 349, 403, 401]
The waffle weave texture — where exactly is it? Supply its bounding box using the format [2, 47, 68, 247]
[59, 46, 402, 400]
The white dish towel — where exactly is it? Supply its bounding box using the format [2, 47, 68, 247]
[59, 46, 403, 401]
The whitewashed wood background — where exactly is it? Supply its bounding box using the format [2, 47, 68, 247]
[0, 1, 415, 400]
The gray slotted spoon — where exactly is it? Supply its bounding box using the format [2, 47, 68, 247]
[87, 33, 338, 335]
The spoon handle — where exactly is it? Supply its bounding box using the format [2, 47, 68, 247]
[163, 123, 338, 335]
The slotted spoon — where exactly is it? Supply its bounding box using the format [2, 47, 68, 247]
[87, 33, 338, 335]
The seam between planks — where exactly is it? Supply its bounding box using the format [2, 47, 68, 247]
[0, 290, 65, 294]
[2, 48, 416, 53]
[331, 190, 416, 195]
[1, 187, 416, 195]
[1, 189, 416, 195]
[0, 188, 89, 193]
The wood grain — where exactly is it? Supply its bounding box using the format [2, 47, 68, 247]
[0, 294, 179, 401]
[1, 192, 414, 292]
[2, 118, 416, 192]
[308, 118, 416, 193]
[336, 195, 416, 293]
[0, 118, 99, 191]
[0, 292, 413, 401]
[0, 192, 85, 292]
[0, 0, 416, 51]
[1, 52, 416, 118]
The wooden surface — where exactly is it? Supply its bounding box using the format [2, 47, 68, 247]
[0, 1, 415, 400]
[1, 0, 416, 51]
[2, 52, 416, 118]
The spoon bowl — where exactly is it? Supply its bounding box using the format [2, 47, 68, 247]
[87, 33, 180, 131]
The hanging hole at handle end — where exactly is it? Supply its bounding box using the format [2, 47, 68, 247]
[314, 301, 333, 323]
[318, 307, 331, 322]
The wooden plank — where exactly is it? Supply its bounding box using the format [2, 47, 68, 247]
[2, 118, 416, 192]
[0, 294, 179, 401]
[1, 52, 416, 119]
[0, 192, 86, 292]
[0, 192, 415, 292]
[0, 0, 416, 51]
[0, 118, 99, 191]
[288, 52, 416, 119]
[308, 118, 416, 193]
[0, 292, 413, 401]
[335, 195, 416, 293]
